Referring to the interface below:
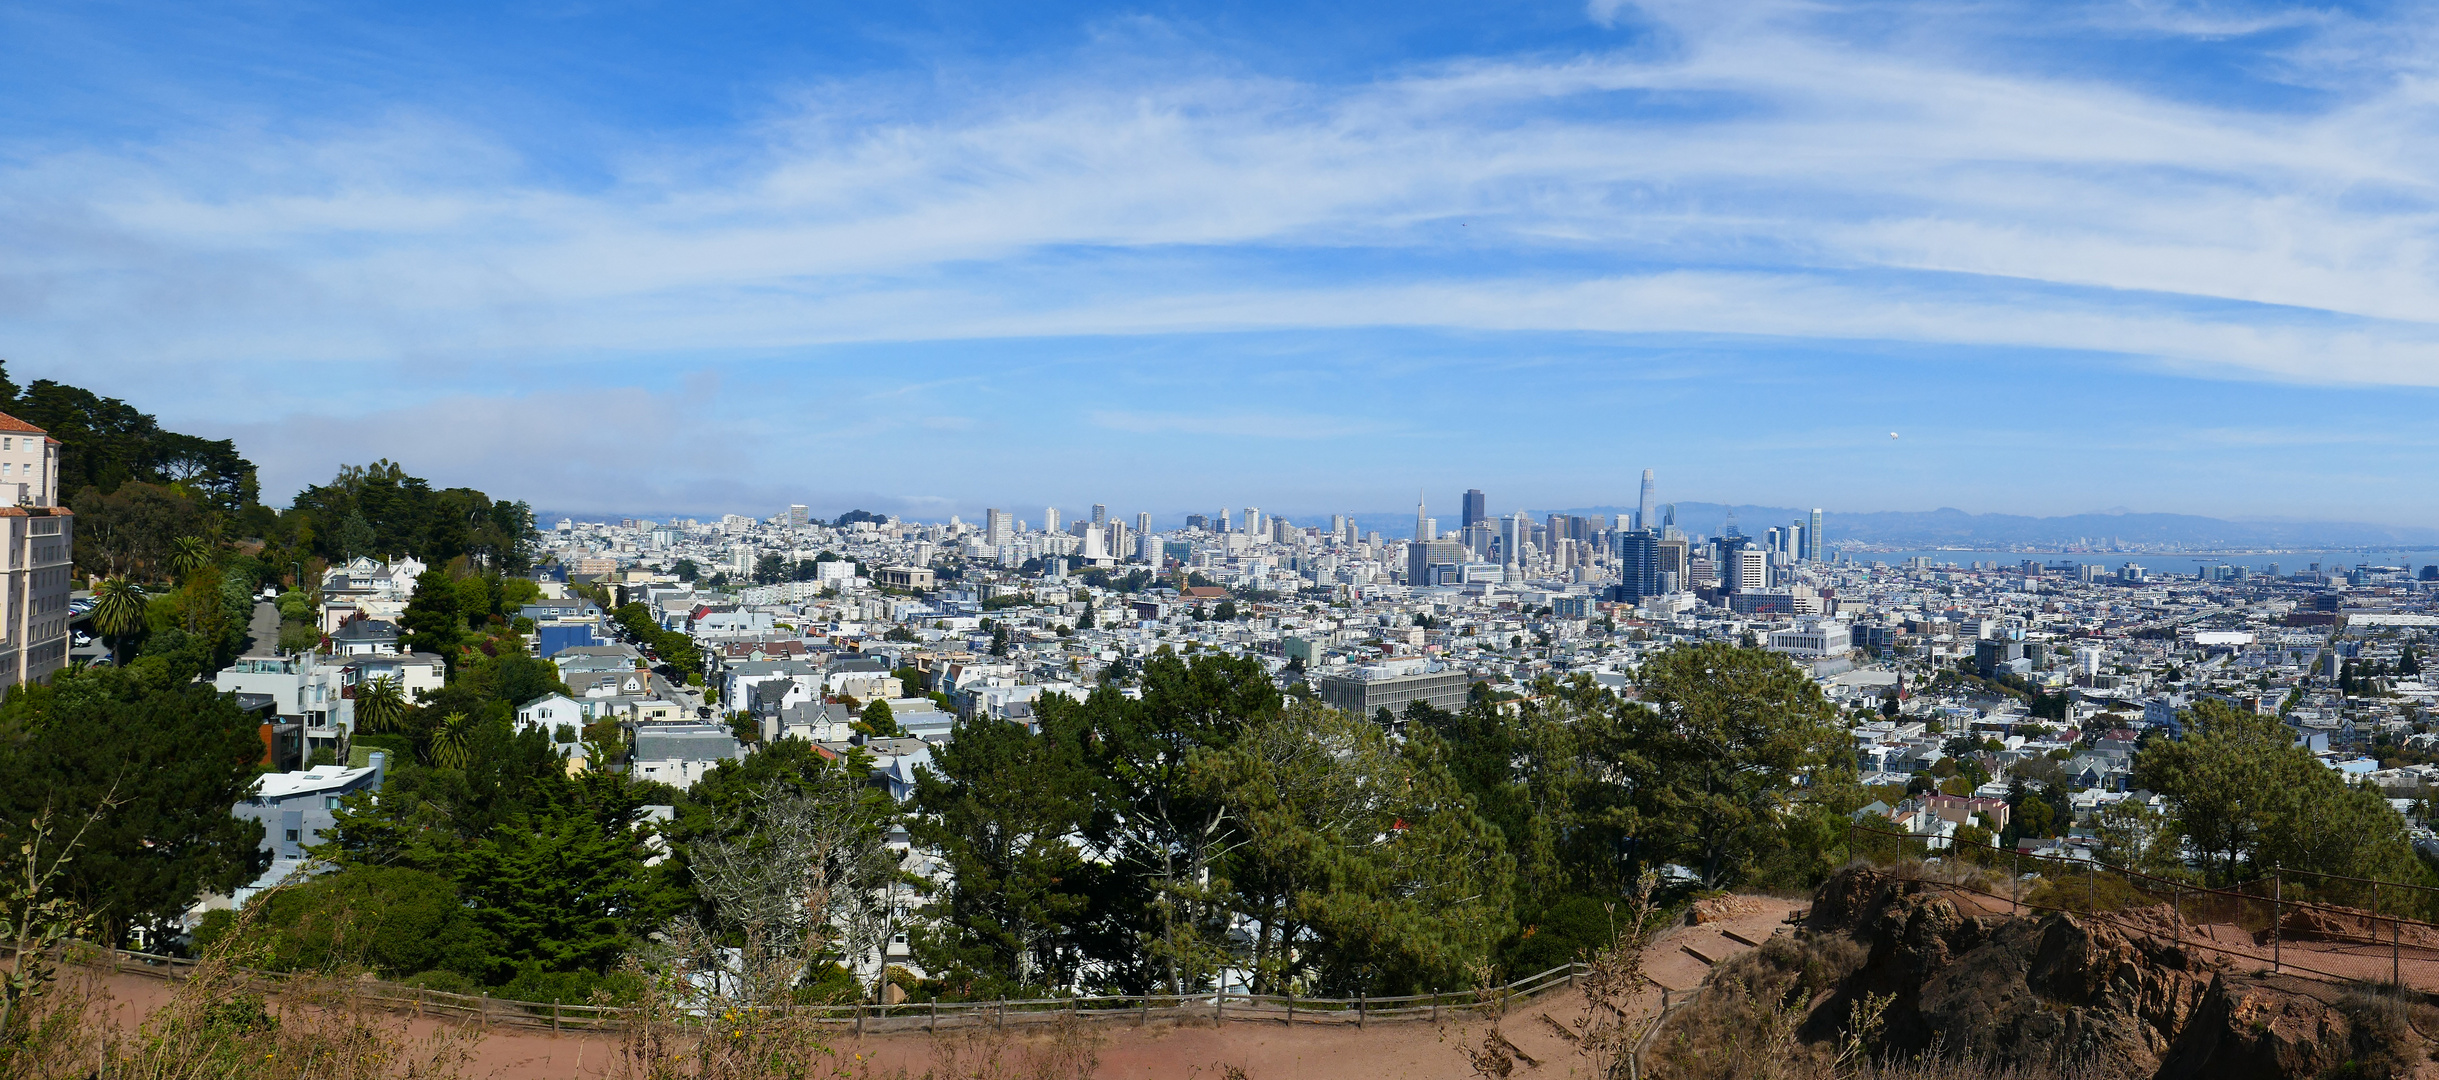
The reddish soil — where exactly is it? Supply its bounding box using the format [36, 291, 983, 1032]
[82, 897, 1812, 1079]
[117, 889, 2439, 1079]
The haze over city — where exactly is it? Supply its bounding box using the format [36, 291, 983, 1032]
[10, 0, 2439, 524]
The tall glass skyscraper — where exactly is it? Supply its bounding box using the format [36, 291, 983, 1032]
[1637, 469, 1656, 532]
[1618, 529, 1662, 598]
[1462, 488, 1487, 527]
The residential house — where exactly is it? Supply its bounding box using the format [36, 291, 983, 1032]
[232, 753, 388, 904]
[632, 722, 744, 789]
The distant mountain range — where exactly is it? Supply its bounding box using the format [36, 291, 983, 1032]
[1348, 504, 2439, 550]
[551, 501, 2439, 552]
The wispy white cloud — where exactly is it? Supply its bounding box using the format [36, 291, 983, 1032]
[20, 0, 2439, 517]
[11, 1, 2439, 393]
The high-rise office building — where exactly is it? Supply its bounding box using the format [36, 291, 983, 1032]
[1718, 537, 1768, 592]
[985, 509, 1012, 547]
[1415, 491, 1427, 541]
[1220, 508, 1233, 533]
[1044, 507, 1060, 534]
[1504, 511, 1530, 566]
[1462, 489, 1488, 527]
[1637, 469, 1656, 532]
[1408, 539, 1468, 586]
[1245, 507, 1262, 537]
[1460, 523, 1495, 559]
[1136, 512, 1152, 539]
[1093, 504, 1108, 526]
[1807, 509, 1824, 561]
[788, 504, 809, 527]
[1617, 529, 1662, 599]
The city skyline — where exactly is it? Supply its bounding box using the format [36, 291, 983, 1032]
[16, 2, 2439, 522]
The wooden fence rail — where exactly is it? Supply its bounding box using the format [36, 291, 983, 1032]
[59, 944, 1589, 1036]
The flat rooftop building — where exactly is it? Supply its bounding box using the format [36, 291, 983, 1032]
[1314, 659, 1470, 722]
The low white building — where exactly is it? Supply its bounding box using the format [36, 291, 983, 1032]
[1767, 618, 1852, 657]
[514, 692, 592, 739]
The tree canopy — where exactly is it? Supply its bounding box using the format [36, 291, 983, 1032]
[2134, 699, 2427, 890]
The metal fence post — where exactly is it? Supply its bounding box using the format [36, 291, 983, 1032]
[2394, 914, 2403, 988]
[2087, 861, 2095, 914]
[2012, 850, 2020, 915]
[1138, 994, 1148, 1027]
[2273, 870, 2283, 973]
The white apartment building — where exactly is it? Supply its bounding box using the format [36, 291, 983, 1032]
[0, 413, 72, 688]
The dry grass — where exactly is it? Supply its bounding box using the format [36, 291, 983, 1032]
[842, 1015, 1106, 1080]
[2330, 984, 2439, 1080]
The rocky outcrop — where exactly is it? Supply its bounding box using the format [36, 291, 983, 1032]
[1690, 869, 2433, 1079]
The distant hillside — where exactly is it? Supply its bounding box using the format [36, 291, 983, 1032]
[1348, 503, 2439, 549]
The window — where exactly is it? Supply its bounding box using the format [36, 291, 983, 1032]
[284, 829, 300, 842]
[325, 796, 341, 809]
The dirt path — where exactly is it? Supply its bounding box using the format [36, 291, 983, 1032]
[85, 897, 1812, 1079]
[94, 890, 2439, 1079]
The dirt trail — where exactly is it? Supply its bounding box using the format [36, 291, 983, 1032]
[86, 897, 1809, 1079]
[90, 889, 2437, 1078]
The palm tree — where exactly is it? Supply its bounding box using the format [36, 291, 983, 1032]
[354, 676, 407, 735]
[427, 712, 472, 769]
[169, 536, 214, 582]
[90, 578, 147, 666]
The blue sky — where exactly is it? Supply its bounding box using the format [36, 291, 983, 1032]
[9, 0, 2439, 525]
